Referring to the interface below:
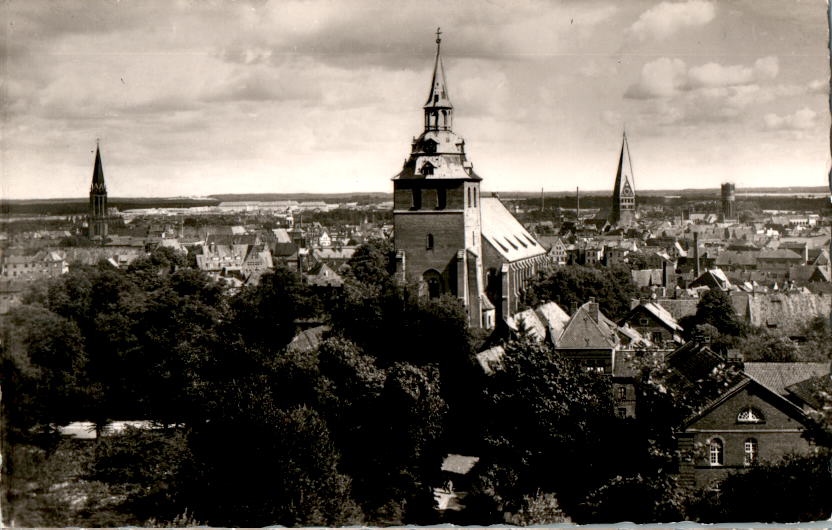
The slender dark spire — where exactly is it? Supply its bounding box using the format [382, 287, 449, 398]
[90, 143, 107, 193]
[611, 132, 636, 226]
[425, 27, 450, 107]
[424, 27, 453, 131]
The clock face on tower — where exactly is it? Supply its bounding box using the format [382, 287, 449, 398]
[622, 179, 633, 196]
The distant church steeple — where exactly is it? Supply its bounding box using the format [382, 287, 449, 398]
[424, 27, 453, 132]
[610, 131, 636, 227]
[89, 140, 109, 240]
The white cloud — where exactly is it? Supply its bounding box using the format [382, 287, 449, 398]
[630, 0, 716, 41]
[763, 107, 817, 130]
[627, 56, 782, 99]
[753, 56, 779, 80]
[624, 57, 688, 98]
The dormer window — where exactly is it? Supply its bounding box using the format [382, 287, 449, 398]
[421, 162, 434, 176]
[423, 140, 437, 154]
[737, 407, 764, 424]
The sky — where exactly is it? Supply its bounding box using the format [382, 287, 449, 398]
[1, 0, 829, 199]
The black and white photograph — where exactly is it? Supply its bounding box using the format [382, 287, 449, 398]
[1, 0, 831, 526]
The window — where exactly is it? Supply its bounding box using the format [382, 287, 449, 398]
[437, 188, 446, 209]
[737, 407, 764, 424]
[709, 439, 723, 466]
[617, 386, 626, 400]
[744, 438, 758, 466]
[412, 189, 422, 210]
[474, 188, 478, 207]
[467, 188, 472, 208]
[426, 233, 434, 250]
[422, 162, 434, 176]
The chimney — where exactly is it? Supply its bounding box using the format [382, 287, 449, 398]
[588, 297, 599, 321]
[570, 301, 578, 315]
[694, 232, 701, 277]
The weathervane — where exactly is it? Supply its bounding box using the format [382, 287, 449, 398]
[436, 27, 442, 47]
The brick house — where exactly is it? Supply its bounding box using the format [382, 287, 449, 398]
[676, 362, 829, 490]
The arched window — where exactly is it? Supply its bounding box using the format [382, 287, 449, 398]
[422, 162, 434, 176]
[423, 269, 442, 298]
[437, 189, 446, 209]
[467, 188, 472, 208]
[709, 439, 723, 466]
[426, 233, 434, 250]
[474, 188, 478, 207]
[412, 188, 421, 210]
[737, 407, 764, 424]
[744, 438, 758, 466]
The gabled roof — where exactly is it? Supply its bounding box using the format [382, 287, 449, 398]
[480, 197, 546, 262]
[785, 373, 832, 409]
[557, 302, 617, 350]
[624, 301, 683, 332]
[742, 362, 830, 397]
[476, 345, 505, 375]
[535, 301, 571, 343]
[758, 248, 803, 261]
[504, 308, 546, 342]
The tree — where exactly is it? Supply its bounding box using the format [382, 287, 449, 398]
[685, 451, 832, 522]
[472, 336, 617, 518]
[2, 305, 87, 439]
[227, 266, 317, 352]
[690, 289, 744, 337]
[738, 333, 800, 362]
[344, 238, 394, 287]
[524, 264, 637, 319]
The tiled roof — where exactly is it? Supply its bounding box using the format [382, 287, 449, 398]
[743, 362, 829, 397]
[746, 293, 832, 335]
[288, 325, 330, 353]
[785, 374, 832, 409]
[481, 197, 546, 262]
[441, 454, 479, 475]
[654, 298, 699, 321]
[557, 302, 617, 349]
[476, 345, 505, 375]
[535, 301, 571, 342]
[505, 309, 546, 342]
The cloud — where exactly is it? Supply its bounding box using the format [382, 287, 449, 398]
[624, 57, 688, 98]
[626, 56, 781, 99]
[630, 0, 715, 41]
[763, 107, 817, 130]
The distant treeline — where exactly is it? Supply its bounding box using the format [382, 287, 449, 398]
[1, 199, 221, 216]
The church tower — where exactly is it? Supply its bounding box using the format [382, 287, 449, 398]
[610, 131, 636, 227]
[88, 142, 109, 240]
[393, 29, 487, 327]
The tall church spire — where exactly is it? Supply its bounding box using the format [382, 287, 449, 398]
[90, 141, 107, 194]
[89, 141, 109, 240]
[424, 27, 453, 131]
[610, 131, 636, 226]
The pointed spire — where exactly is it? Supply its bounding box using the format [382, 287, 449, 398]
[90, 142, 107, 193]
[611, 131, 636, 226]
[425, 27, 452, 110]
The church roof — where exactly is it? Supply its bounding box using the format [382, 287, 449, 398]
[90, 144, 106, 193]
[481, 197, 546, 262]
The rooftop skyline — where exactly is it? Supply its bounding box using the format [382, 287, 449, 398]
[1, 0, 829, 199]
